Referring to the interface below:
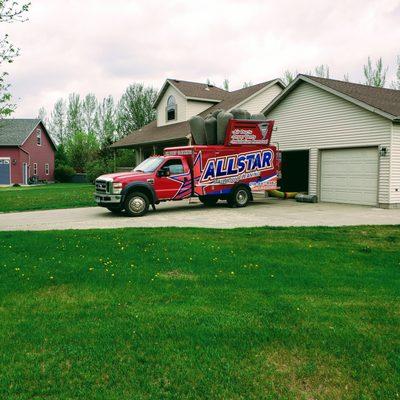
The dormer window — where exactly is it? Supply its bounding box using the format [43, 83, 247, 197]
[36, 129, 42, 146]
[166, 95, 177, 121]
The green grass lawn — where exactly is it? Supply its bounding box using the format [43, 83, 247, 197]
[0, 183, 94, 212]
[0, 226, 399, 399]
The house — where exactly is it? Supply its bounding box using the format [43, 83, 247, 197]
[0, 119, 56, 185]
[262, 75, 400, 208]
[111, 78, 285, 161]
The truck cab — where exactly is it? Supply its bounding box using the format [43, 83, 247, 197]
[95, 155, 194, 216]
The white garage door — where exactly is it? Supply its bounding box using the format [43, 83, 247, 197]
[320, 147, 378, 206]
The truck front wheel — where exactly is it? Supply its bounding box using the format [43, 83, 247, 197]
[124, 192, 149, 217]
[227, 186, 251, 208]
[199, 195, 219, 207]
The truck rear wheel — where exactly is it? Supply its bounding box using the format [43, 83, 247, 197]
[124, 192, 149, 217]
[199, 195, 219, 206]
[227, 186, 251, 208]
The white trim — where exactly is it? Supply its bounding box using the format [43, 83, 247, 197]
[22, 162, 28, 184]
[231, 79, 285, 110]
[45, 163, 49, 175]
[0, 157, 11, 184]
[262, 75, 397, 120]
[186, 96, 221, 103]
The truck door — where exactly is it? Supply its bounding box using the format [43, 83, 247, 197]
[154, 157, 192, 200]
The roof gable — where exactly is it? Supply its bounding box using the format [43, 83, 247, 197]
[154, 79, 228, 108]
[0, 119, 41, 146]
[262, 75, 400, 120]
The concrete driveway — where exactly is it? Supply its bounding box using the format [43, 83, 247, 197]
[0, 198, 400, 231]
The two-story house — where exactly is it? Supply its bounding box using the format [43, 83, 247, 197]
[112, 78, 285, 163]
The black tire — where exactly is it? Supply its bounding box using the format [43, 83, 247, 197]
[106, 205, 122, 214]
[124, 191, 149, 217]
[199, 195, 219, 207]
[227, 186, 251, 208]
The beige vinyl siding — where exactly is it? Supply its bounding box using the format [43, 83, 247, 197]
[156, 86, 186, 127]
[390, 122, 400, 204]
[236, 84, 283, 114]
[266, 82, 392, 204]
[186, 100, 215, 120]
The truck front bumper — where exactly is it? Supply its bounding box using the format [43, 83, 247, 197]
[94, 193, 122, 206]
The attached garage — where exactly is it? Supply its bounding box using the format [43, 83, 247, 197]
[320, 147, 378, 206]
[263, 75, 400, 208]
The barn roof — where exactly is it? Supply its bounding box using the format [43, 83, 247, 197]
[0, 119, 55, 147]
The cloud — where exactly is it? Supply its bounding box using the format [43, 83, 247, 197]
[3, 0, 400, 117]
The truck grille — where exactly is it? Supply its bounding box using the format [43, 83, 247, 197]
[95, 180, 110, 193]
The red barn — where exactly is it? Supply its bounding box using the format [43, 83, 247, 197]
[0, 119, 56, 185]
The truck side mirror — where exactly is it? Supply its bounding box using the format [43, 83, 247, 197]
[157, 167, 170, 177]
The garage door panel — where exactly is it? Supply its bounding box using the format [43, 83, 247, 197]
[320, 148, 378, 206]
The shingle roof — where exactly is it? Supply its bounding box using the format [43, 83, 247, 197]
[111, 120, 190, 148]
[198, 80, 277, 117]
[153, 79, 228, 108]
[113, 79, 281, 148]
[0, 119, 41, 146]
[304, 75, 400, 118]
[170, 79, 228, 100]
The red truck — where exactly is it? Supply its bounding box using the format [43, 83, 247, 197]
[94, 119, 280, 216]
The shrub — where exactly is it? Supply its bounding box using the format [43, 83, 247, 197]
[55, 165, 75, 182]
[86, 160, 113, 183]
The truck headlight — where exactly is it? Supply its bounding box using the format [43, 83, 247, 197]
[112, 182, 123, 194]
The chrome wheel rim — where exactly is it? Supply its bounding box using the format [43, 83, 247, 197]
[129, 196, 146, 213]
[236, 189, 248, 205]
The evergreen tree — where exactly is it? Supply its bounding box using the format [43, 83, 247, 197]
[391, 55, 400, 90]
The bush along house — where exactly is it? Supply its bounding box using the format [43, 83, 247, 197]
[111, 78, 285, 163]
[0, 119, 56, 185]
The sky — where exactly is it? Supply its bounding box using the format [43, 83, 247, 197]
[4, 0, 400, 117]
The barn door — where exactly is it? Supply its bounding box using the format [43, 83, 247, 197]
[0, 158, 11, 185]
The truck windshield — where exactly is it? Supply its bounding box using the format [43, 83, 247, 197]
[134, 157, 164, 173]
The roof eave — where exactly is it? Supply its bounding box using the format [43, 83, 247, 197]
[112, 135, 188, 149]
[153, 79, 188, 108]
[262, 75, 397, 121]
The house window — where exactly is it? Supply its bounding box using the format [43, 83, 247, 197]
[36, 129, 42, 146]
[45, 163, 49, 175]
[33, 163, 38, 175]
[166, 95, 177, 121]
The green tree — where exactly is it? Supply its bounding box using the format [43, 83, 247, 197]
[0, 0, 30, 118]
[117, 84, 157, 138]
[391, 55, 400, 90]
[65, 131, 99, 172]
[314, 64, 330, 78]
[343, 73, 350, 82]
[222, 79, 229, 91]
[363, 56, 387, 87]
[66, 93, 82, 139]
[282, 70, 298, 85]
[96, 95, 117, 162]
[50, 98, 67, 145]
[82, 93, 97, 134]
